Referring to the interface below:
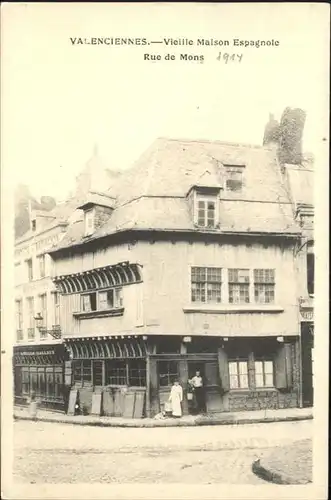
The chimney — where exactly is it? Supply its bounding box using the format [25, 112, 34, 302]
[278, 107, 306, 165]
[263, 113, 280, 147]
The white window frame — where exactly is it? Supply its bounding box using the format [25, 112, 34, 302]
[39, 293, 47, 328]
[98, 288, 123, 310]
[26, 297, 34, 328]
[26, 259, 33, 281]
[15, 299, 23, 330]
[38, 254, 46, 278]
[195, 194, 219, 228]
[254, 269, 275, 304]
[254, 360, 274, 388]
[53, 292, 60, 325]
[228, 269, 250, 304]
[80, 287, 123, 312]
[85, 209, 95, 236]
[228, 360, 249, 389]
[191, 267, 222, 304]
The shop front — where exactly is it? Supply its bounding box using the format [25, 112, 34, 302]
[64, 336, 148, 418]
[149, 335, 300, 416]
[61, 333, 300, 419]
[13, 343, 68, 411]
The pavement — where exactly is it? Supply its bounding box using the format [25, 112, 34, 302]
[13, 418, 313, 484]
[14, 405, 313, 427]
[252, 438, 312, 485]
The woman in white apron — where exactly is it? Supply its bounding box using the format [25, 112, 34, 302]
[168, 380, 183, 418]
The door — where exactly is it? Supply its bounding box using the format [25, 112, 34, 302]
[301, 325, 314, 407]
[187, 361, 223, 413]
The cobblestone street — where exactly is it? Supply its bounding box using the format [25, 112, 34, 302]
[14, 419, 312, 484]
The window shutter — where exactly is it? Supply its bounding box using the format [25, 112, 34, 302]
[217, 347, 230, 392]
[284, 343, 293, 389]
[274, 344, 287, 389]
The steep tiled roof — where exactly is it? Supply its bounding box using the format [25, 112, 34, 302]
[50, 137, 300, 253]
[285, 165, 314, 207]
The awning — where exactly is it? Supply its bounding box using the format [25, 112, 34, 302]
[64, 337, 147, 359]
[53, 262, 142, 294]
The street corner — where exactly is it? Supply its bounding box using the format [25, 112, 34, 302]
[251, 438, 312, 485]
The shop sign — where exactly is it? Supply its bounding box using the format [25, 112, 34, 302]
[300, 310, 314, 321]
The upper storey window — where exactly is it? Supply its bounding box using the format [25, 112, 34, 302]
[197, 197, 216, 228]
[224, 165, 245, 192]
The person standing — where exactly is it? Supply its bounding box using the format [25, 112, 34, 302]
[168, 379, 183, 418]
[191, 370, 205, 414]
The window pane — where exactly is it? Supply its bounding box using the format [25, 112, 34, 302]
[265, 373, 274, 386]
[239, 374, 249, 388]
[229, 375, 239, 389]
[254, 361, 263, 374]
[255, 374, 264, 387]
[264, 361, 273, 374]
[106, 360, 127, 385]
[82, 360, 92, 382]
[82, 295, 91, 311]
[228, 362, 238, 375]
[159, 361, 178, 387]
[239, 362, 248, 375]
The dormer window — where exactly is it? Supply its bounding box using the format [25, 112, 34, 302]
[85, 209, 95, 236]
[186, 177, 221, 229]
[197, 198, 216, 228]
[225, 165, 245, 192]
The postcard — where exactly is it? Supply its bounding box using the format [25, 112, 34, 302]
[1, 2, 329, 499]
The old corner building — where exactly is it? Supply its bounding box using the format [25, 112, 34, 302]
[13, 132, 315, 418]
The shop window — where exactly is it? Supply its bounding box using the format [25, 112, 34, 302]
[105, 360, 127, 386]
[37, 368, 46, 397]
[54, 369, 63, 398]
[30, 369, 38, 394]
[254, 360, 274, 388]
[159, 361, 179, 387]
[46, 368, 55, 397]
[254, 269, 275, 304]
[82, 360, 92, 383]
[72, 360, 92, 385]
[128, 360, 146, 387]
[73, 362, 82, 384]
[93, 360, 103, 386]
[191, 267, 222, 303]
[22, 368, 30, 395]
[228, 269, 250, 303]
[228, 360, 249, 389]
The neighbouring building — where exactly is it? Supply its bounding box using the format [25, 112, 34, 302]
[284, 162, 314, 407]
[13, 148, 121, 411]
[264, 109, 315, 408]
[48, 137, 303, 418]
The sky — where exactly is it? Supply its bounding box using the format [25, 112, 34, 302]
[2, 3, 329, 201]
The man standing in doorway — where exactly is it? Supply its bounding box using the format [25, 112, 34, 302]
[191, 370, 205, 414]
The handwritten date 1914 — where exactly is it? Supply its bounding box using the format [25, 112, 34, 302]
[216, 52, 243, 63]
